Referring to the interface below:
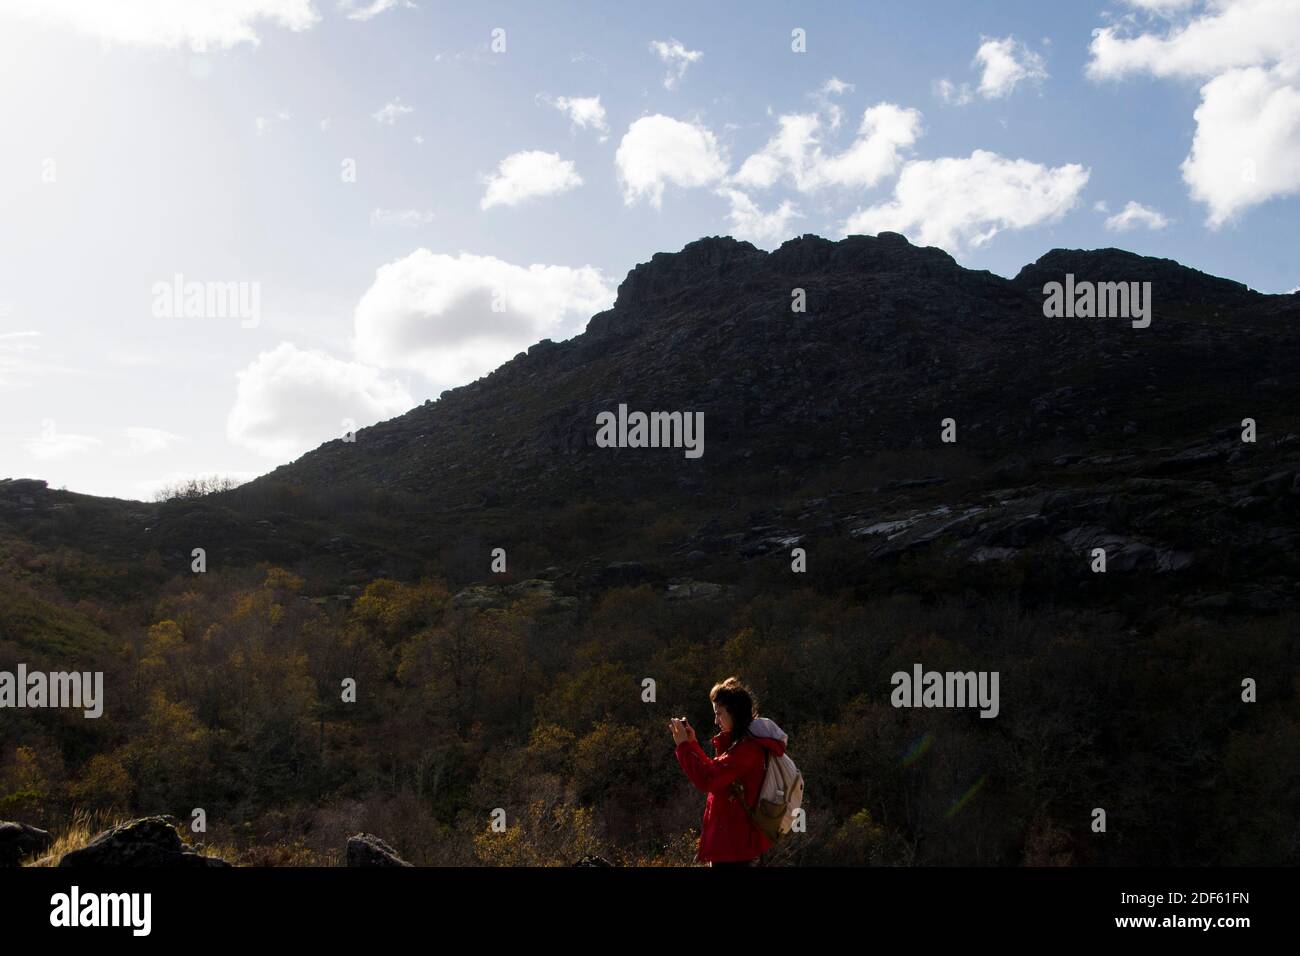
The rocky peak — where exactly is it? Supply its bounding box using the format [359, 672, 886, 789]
[770, 231, 958, 276]
[598, 232, 1011, 339]
[1012, 247, 1258, 307]
[612, 236, 765, 311]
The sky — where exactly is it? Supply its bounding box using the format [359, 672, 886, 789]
[0, 0, 1297, 500]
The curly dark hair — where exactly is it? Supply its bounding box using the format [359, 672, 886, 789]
[709, 676, 757, 749]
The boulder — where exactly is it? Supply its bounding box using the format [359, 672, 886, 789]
[451, 584, 501, 609]
[0, 821, 53, 866]
[452, 578, 576, 610]
[58, 816, 231, 867]
[346, 833, 413, 867]
[665, 580, 725, 601]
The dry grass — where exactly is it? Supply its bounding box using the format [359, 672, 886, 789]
[18, 808, 295, 867]
[22, 808, 122, 867]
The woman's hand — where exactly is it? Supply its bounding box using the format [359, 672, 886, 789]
[669, 717, 695, 745]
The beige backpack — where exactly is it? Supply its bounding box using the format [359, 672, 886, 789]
[730, 732, 805, 842]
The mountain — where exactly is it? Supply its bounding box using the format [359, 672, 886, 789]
[5, 232, 1300, 868]
[3, 232, 1300, 605]
[265, 233, 1300, 509]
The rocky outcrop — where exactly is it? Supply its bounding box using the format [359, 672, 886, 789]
[58, 816, 231, 867]
[665, 579, 727, 601]
[1012, 247, 1257, 309]
[346, 833, 412, 867]
[451, 578, 577, 611]
[608, 236, 767, 313]
[0, 821, 53, 866]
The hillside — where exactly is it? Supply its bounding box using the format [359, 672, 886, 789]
[5, 232, 1300, 606]
[2, 233, 1299, 867]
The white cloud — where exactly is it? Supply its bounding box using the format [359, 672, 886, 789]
[732, 113, 816, 191]
[341, 0, 415, 22]
[1088, 0, 1300, 80]
[353, 251, 614, 385]
[372, 98, 414, 125]
[24, 422, 102, 461]
[0, 328, 79, 386]
[480, 150, 583, 210]
[935, 35, 1047, 104]
[371, 208, 436, 227]
[227, 343, 412, 459]
[718, 188, 802, 247]
[1086, 0, 1300, 224]
[733, 103, 922, 193]
[649, 38, 703, 90]
[1104, 200, 1172, 231]
[615, 115, 728, 207]
[0, 330, 41, 388]
[843, 149, 1090, 252]
[0, 0, 319, 51]
[975, 36, 1048, 98]
[1182, 62, 1300, 226]
[934, 78, 975, 106]
[1122, 0, 1198, 11]
[122, 427, 183, 455]
[814, 76, 855, 129]
[542, 94, 609, 135]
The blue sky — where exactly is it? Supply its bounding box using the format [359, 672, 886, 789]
[0, 0, 1297, 499]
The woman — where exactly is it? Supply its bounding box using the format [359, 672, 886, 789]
[669, 676, 787, 866]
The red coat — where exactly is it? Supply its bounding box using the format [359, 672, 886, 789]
[675, 729, 787, 862]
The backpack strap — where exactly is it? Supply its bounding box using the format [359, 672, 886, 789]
[728, 748, 769, 811]
[729, 778, 772, 840]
